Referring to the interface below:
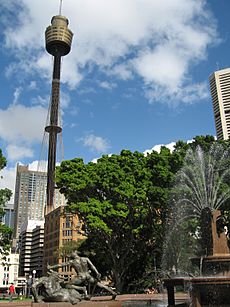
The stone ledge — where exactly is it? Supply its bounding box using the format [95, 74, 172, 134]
[32, 302, 121, 307]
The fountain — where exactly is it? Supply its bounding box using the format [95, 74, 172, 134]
[163, 143, 230, 306]
[189, 208, 230, 307]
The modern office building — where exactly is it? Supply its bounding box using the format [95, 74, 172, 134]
[1, 203, 14, 229]
[30, 223, 44, 277]
[19, 220, 44, 277]
[209, 67, 230, 140]
[13, 164, 65, 240]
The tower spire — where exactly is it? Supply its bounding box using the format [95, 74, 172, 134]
[59, 0, 63, 15]
[45, 14, 73, 214]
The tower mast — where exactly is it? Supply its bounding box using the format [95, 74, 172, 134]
[59, 0, 63, 15]
[45, 14, 73, 214]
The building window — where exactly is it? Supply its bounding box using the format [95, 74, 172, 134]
[66, 230, 72, 236]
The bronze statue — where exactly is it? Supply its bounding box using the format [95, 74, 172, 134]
[48, 250, 117, 299]
[31, 269, 82, 304]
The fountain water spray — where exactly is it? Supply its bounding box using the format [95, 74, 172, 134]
[162, 143, 230, 274]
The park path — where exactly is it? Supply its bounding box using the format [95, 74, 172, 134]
[0, 293, 188, 306]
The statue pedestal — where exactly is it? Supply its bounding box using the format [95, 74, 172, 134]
[32, 301, 122, 307]
[0, 304, 120, 307]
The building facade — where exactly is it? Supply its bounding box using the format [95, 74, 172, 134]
[1, 203, 14, 229]
[43, 206, 84, 280]
[0, 251, 19, 287]
[13, 164, 65, 240]
[30, 223, 44, 277]
[19, 220, 44, 278]
[209, 68, 230, 140]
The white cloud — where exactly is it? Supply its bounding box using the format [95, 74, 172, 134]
[60, 91, 71, 109]
[99, 81, 117, 90]
[91, 153, 112, 164]
[91, 158, 99, 164]
[1, 0, 218, 105]
[0, 165, 16, 192]
[13, 87, 22, 104]
[28, 81, 37, 90]
[133, 47, 186, 90]
[0, 104, 47, 144]
[144, 139, 195, 155]
[144, 142, 176, 155]
[145, 81, 210, 106]
[0, 164, 16, 202]
[31, 95, 49, 107]
[109, 64, 133, 81]
[0, 103, 47, 162]
[6, 144, 33, 161]
[82, 134, 110, 153]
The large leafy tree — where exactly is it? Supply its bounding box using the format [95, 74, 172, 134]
[56, 135, 227, 290]
[56, 149, 181, 292]
[0, 149, 12, 255]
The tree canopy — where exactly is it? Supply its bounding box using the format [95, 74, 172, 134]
[56, 135, 230, 291]
[0, 149, 12, 255]
[56, 148, 182, 292]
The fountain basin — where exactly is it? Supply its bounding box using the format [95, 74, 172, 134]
[190, 276, 230, 307]
[191, 254, 230, 276]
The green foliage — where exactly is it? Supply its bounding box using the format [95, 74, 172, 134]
[0, 224, 12, 254]
[56, 135, 230, 290]
[0, 149, 12, 255]
[56, 239, 85, 258]
[56, 148, 181, 292]
[0, 149, 7, 170]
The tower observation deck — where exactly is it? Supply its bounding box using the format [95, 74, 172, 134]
[45, 15, 73, 214]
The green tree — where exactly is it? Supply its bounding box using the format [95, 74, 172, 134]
[56, 149, 180, 292]
[0, 149, 12, 255]
[173, 135, 216, 157]
[56, 135, 227, 290]
[56, 239, 85, 259]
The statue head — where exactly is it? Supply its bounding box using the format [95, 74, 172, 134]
[47, 270, 64, 281]
[69, 250, 79, 259]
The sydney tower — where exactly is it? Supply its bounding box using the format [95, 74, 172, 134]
[45, 14, 73, 214]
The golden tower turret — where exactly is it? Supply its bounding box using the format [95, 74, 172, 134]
[45, 15, 73, 56]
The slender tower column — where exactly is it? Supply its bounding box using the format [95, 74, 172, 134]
[45, 15, 73, 214]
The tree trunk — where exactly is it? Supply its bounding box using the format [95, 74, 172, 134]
[113, 270, 124, 293]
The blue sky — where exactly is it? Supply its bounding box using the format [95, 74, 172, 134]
[0, 0, 230, 193]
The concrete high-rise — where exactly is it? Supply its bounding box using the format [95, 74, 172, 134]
[209, 68, 230, 140]
[19, 220, 44, 277]
[1, 203, 14, 229]
[13, 164, 65, 240]
[13, 164, 46, 239]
